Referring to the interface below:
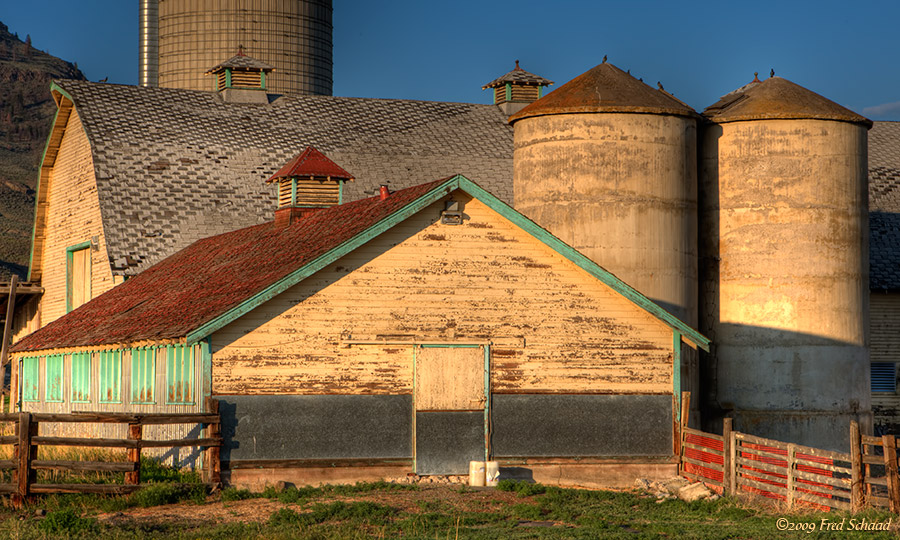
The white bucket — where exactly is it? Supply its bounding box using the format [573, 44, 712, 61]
[485, 461, 500, 487]
[469, 461, 486, 486]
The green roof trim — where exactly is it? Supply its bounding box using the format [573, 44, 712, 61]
[28, 83, 87, 283]
[186, 174, 708, 351]
[456, 177, 710, 351]
[185, 176, 461, 343]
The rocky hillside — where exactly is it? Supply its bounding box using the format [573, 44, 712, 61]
[0, 21, 85, 280]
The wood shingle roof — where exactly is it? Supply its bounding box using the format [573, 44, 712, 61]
[48, 80, 513, 276]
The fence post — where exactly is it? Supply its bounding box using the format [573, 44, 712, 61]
[786, 443, 796, 510]
[125, 422, 142, 485]
[882, 435, 900, 513]
[850, 420, 863, 512]
[14, 412, 35, 508]
[722, 418, 733, 495]
[205, 398, 221, 485]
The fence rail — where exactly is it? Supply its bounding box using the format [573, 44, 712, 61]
[0, 401, 221, 507]
[677, 393, 894, 514]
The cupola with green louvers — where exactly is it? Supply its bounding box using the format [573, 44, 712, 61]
[482, 60, 553, 116]
[205, 46, 275, 103]
[268, 146, 355, 227]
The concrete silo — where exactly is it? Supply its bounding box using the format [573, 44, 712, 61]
[510, 62, 699, 327]
[510, 62, 700, 421]
[700, 75, 872, 451]
[139, 0, 333, 96]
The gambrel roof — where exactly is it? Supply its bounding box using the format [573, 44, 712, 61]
[869, 121, 900, 291]
[12, 176, 710, 353]
[32, 80, 512, 278]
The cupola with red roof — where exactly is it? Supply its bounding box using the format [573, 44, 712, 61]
[267, 146, 355, 227]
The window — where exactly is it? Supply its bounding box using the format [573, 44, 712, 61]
[45, 354, 64, 402]
[166, 344, 193, 404]
[99, 350, 121, 404]
[872, 363, 897, 393]
[71, 352, 91, 403]
[131, 348, 155, 404]
[66, 241, 92, 313]
[21, 357, 39, 402]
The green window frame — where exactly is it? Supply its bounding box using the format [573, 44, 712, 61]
[71, 352, 91, 403]
[166, 344, 194, 405]
[131, 348, 155, 404]
[66, 241, 92, 313]
[99, 350, 122, 404]
[45, 354, 64, 402]
[21, 357, 40, 402]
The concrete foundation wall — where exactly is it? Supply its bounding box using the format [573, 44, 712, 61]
[700, 118, 871, 452]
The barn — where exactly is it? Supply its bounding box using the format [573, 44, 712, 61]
[9, 153, 708, 488]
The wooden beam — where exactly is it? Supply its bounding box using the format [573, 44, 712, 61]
[850, 420, 863, 512]
[0, 275, 18, 400]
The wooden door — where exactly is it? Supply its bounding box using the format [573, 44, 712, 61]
[414, 345, 487, 475]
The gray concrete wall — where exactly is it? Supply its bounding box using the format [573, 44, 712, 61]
[699, 118, 871, 452]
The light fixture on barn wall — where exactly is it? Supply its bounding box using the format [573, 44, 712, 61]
[441, 199, 462, 225]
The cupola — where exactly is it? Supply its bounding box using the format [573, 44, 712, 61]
[268, 146, 355, 227]
[482, 60, 553, 116]
[204, 46, 275, 104]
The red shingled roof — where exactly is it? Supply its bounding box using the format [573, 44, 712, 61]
[12, 178, 452, 352]
[268, 146, 355, 183]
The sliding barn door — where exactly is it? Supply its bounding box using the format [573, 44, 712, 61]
[414, 345, 487, 475]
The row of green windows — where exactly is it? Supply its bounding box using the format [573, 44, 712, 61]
[21, 345, 194, 405]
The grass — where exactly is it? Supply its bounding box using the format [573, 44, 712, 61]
[0, 477, 897, 539]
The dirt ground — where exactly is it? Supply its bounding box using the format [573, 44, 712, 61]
[95, 484, 529, 529]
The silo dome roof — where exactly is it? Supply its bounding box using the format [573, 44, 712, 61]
[703, 75, 871, 127]
[509, 62, 698, 123]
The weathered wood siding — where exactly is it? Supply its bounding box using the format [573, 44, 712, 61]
[34, 108, 115, 327]
[871, 292, 900, 434]
[212, 194, 674, 395]
[415, 347, 484, 411]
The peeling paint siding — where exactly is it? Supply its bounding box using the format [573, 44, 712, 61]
[35, 109, 115, 327]
[212, 195, 673, 395]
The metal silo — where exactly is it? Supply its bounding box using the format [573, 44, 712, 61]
[140, 0, 333, 96]
[700, 75, 872, 451]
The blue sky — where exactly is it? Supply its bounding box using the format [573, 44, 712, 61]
[3, 1, 900, 119]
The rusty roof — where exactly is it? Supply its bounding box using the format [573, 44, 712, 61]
[205, 54, 275, 74]
[703, 76, 871, 127]
[268, 146, 355, 183]
[11, 178, 452, 352]
[509, 62, 698, 123]
[482, 60, 554, 89]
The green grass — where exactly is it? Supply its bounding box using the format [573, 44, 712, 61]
[0, 480, 897, 539]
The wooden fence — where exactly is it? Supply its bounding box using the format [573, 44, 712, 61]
[0, 401, 221, 507]
[680, 410, 898, 513]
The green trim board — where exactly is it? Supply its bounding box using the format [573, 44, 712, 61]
[99, 350, 122, 404]
[45, 353, 64, 402]
[456, 177, 711, 351]
[185, 178, 463, 343]
[28, 83, 80, 283]
[65, 241, 92, 313]
[188, 175, 708, 351]
[21, 356, 40, 402]
[71, 351, 91, 403]
[130, 347, 156, 404]
[673, 331, 682, 424]
[166, 344, 194, 405]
